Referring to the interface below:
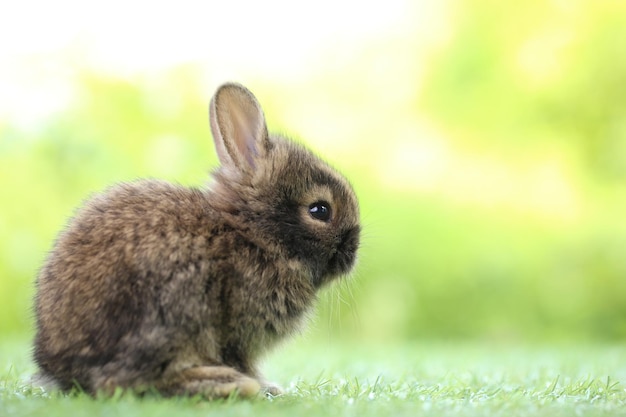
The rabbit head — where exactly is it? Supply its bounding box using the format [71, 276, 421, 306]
[209, 83, 360, 287]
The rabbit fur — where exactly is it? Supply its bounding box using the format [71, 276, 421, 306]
[33, 83, 361, 399]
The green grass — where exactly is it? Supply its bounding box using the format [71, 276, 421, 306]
[2, 337, 626, 416]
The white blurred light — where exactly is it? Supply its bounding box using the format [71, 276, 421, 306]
[0, 0, 421, 126]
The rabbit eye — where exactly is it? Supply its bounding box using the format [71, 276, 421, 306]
[308, 201, 331, 222]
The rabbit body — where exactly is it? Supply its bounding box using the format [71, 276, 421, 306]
[33, 84, 360, 398]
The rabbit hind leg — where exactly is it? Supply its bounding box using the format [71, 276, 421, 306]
[156, 365, 261, 399]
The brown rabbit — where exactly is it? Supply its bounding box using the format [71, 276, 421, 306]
[33, 83, 360, 398]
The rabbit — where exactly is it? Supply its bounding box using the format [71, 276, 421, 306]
[33, 82, 361, 399]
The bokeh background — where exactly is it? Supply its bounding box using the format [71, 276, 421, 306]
[1, 0, 626, 346]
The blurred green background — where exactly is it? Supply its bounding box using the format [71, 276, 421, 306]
[1, 0, 626, 345]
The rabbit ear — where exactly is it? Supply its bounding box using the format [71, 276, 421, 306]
[209, 83, 270, 172]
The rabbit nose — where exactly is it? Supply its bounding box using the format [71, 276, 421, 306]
[340, 226, 360, 252]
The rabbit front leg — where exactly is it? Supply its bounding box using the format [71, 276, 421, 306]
[155, 365, 261, 399]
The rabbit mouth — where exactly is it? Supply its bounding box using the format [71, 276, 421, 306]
[322, 225, 360, 284]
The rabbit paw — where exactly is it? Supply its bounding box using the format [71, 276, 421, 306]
[262, 382, 284, 397]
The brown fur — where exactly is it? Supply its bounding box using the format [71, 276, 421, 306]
[33, 83, 360, 399]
